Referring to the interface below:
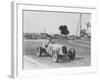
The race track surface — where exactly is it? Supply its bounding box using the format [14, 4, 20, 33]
[23, 39, 91, 70]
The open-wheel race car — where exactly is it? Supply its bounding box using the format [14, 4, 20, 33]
[36, 39, 76, 62]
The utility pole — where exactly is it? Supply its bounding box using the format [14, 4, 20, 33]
[44, 27, 46, 33]
[44, 27, 46, 38]
[76, 13, 82, 37]
[79, 13, 82, 37]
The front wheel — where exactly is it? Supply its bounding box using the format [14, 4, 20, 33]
[52, 51, 59, 62]
[36, 47, 42, 57]
[68, 48, 75, 60]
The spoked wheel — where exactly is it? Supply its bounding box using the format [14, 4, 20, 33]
[52, 51, 59, 62]
[36, 47, 42, 57]
[68, 48, 75, 60]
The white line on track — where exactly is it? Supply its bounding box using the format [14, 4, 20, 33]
[24, 56, 47, 68]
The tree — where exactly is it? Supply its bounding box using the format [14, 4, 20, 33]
[86, 22, 91, 39]
[80, 29, 86, 38]
[86, 22, 91, 28]
[59, 25, 70, 38]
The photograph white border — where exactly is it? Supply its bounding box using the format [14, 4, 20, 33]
[11, 1, 97, 78]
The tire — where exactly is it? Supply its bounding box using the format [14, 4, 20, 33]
[68, 48, 75, 60]
[36, 47, 42, 57]
[52, 51, 59, 62]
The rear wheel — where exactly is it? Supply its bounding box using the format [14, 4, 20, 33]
[36, 47, 42, 57]
[52, 51, 59, 62]
[68, 48, 75, 60]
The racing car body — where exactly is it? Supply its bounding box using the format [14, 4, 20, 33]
[36, 39, 75, 62]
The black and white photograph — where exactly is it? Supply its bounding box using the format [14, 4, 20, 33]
[0, 0, 99, 79]
[23, 10, 91, 70]
[10, 1, 97, 78]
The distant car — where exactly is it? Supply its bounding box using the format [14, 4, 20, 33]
[36, 39, 75, 62]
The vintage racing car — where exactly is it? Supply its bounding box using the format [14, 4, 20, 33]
[36, 39, 75, 62]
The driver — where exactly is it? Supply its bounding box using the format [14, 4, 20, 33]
[45, 37, 52, 47]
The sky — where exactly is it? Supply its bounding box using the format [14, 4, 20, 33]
[23, 10, 91, 35]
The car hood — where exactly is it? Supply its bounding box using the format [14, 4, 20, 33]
[49, 43, 63, 50]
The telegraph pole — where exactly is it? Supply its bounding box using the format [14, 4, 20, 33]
[44, 27, 46, 33]
[44, 27, 46, 39]
[79, 13, 82, 37]
[76, 13, 82, 37]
